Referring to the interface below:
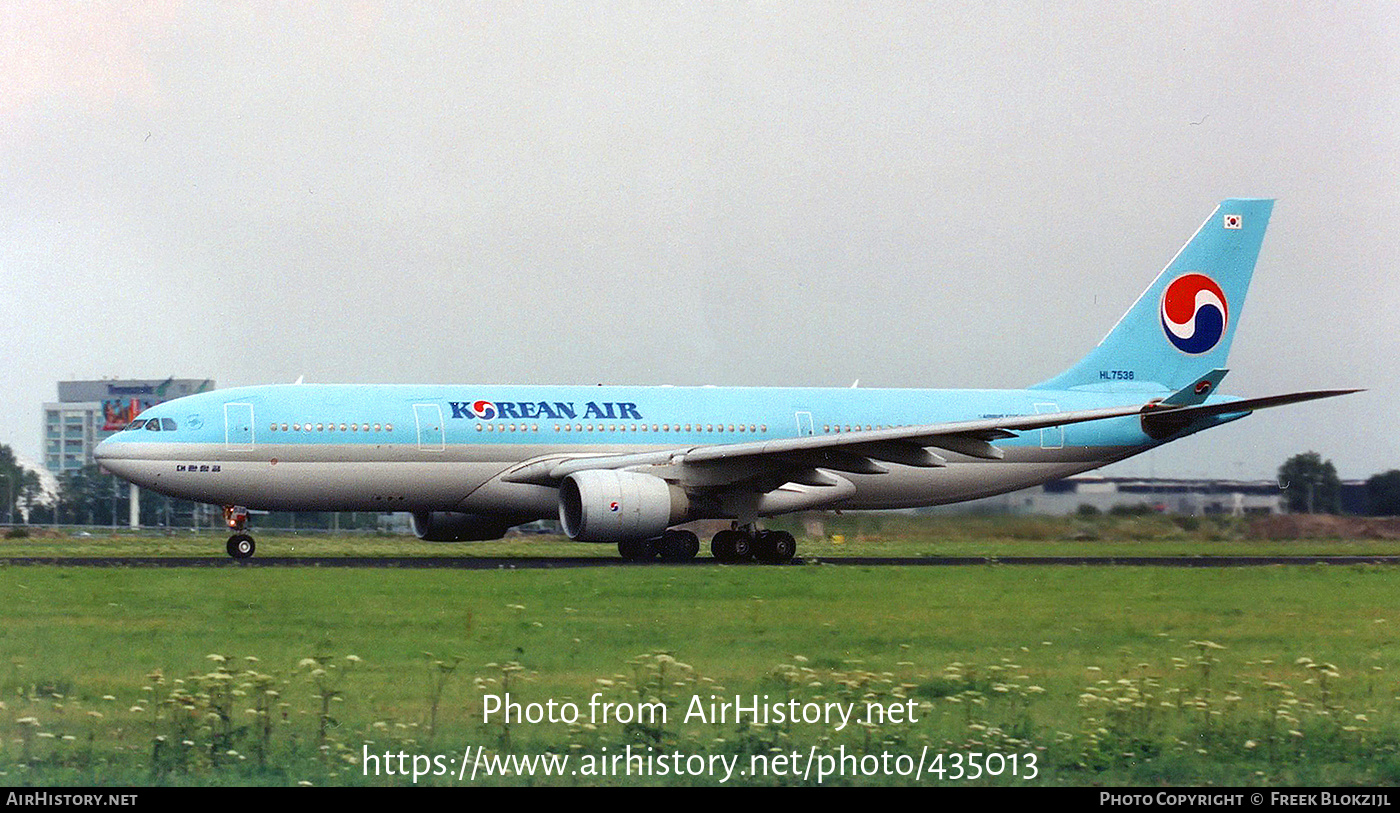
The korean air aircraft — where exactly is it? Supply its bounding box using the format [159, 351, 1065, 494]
[96, 199, 1355, 562]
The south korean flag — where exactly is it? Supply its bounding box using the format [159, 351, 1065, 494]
[1223, 214, 1243, 229]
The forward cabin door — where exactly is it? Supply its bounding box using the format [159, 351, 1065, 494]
[415, 404, 445, 452]
[224, 403, 255, 451]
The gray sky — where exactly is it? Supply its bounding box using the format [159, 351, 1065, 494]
[2, 2, 1396, 481]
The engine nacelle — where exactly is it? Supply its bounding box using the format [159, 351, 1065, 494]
[411, 511, 519, 542]
[558, 470, 688, 542]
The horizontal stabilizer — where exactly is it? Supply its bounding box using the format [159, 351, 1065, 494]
[1141, 388, 1362, 438]
[1149, 388, 1361, 420]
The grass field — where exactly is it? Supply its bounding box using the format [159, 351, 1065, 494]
[3, 521, 1400, 786]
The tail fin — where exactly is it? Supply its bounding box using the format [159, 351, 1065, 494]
[1031, 199, 1274, 392]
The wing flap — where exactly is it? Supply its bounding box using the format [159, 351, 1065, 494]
[842, 441, 948, 468]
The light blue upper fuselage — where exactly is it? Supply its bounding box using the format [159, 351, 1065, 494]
[98, 382, 1196, 455]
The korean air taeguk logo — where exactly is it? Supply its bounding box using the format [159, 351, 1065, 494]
[1160, 273, 1228, 355]
[467, 400, 497, 420]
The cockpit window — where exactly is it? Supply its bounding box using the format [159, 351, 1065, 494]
[161, 418, 177, 431]
[146, 420, 162, 431]
[125, 420, 147, 431]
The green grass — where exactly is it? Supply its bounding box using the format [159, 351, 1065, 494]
[3, 559, 1400, 785]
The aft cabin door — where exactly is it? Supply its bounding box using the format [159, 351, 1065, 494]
[224, 403, 255, 451]
[795, 411, 814, 436]
[414, 404, 445, 452]
[1033, 402, 1063, 450]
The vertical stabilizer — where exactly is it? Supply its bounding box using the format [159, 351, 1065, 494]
[1032, 199, 1273, 392]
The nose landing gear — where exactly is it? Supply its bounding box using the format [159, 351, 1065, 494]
[223, 505, 255, 560]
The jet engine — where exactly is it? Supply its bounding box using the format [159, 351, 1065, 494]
[411, 511, 520, 542]
[558, 470, 688, 542]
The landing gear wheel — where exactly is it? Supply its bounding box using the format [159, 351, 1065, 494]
[656, 530, 700, 562]
[753, 530, 797, 564]
[227, 533, 255, 560]
[617, 538, 657, 561]
[710, 530, 753, 563]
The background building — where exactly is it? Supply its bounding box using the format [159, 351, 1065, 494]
[43, 378, 215, 474]
[930, 475, 1290, 516]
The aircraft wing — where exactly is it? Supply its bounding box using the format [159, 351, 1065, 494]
[501, 388, 1357, 502]
[500, 402, 1141, 487]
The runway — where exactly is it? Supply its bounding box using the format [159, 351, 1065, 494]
[4, 555, 1400, 569]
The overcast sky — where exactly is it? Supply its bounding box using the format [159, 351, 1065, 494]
[2, 2, 1395, 481]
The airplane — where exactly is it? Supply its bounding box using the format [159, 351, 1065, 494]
[95, 198, 1357, 562]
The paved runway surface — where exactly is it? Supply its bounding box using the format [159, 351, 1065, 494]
[4, 555, 1400, 568]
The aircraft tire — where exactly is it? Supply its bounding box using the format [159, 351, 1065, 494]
[617, 538, 656, 560]
[657, 529, 700, 562]
[711, 530, 753, 563]
[227, 534, 255, 559]
[752, 530, 774, 561]
[710, 531, 735, 561]
[754, 530, 796, 564]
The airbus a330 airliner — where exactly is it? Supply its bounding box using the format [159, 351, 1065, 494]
[96, 199, 1356, 562]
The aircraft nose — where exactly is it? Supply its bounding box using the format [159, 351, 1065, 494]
[93, 435, 120, 474]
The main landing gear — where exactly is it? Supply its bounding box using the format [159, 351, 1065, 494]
[616, 525, 797, 564]
[618, 529, 701, 562]
[223, 505, 255, 560]
[711, 524, 797, 564]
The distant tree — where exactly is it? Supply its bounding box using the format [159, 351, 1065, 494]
[56, 465, 126, 526]
[16, 469, 43, 522]
[0, 444, 42, 524]
[1277, 452, 1341, 514]
[26, 501, 55, 525]
[1365, 470, 1400, 516]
